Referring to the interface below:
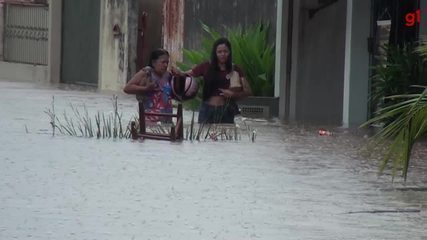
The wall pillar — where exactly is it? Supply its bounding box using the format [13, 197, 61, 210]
[343, 0, 371, 127]
[0, 2, 4, 61]
[275, 0, 290, 121]
[48, 0, 62, 84]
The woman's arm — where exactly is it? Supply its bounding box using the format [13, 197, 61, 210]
[231, 66, 252, 100]
[171, 66, 194, 77]
[233, 76, 252, 100]
[219, 76, 252, 100]
[123, 70, 158, 94]
[171, 62, 207, 78]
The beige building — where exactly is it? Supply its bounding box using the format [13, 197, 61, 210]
[0, 0, 133, 90]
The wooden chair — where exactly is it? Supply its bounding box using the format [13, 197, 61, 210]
[130, 101, 184, 141]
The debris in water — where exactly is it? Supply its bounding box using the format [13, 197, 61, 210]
[318, 129, 332, 136]
[346, 209, 421, 214]
[251, 129, 257, 142]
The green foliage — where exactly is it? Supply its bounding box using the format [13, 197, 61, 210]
[363, 41, 427, 180]
[370, 44, 427, 109]
[227, 23, 275, 96]
[361, 87, 427, 180]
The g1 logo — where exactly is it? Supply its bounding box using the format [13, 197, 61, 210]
[405, 9, 421, 27]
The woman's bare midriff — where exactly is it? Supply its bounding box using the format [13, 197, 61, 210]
[206, 96, 226, 106]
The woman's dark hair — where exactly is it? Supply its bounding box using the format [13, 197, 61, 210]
[203, 38, 233, 101]
[149, 48, 169, 67]
[210, 37, 233, 72]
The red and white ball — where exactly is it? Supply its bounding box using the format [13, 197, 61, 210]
[171, 75, 198, 101]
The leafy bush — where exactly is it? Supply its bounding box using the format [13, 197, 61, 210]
[362, 87, 427, 180]
[177, 22, 275, 110]
[362, 41, 427, 180]
[370, 44, 427, 110]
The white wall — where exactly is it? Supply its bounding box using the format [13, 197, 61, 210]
[98, 0, 130, 91]
[0, 61, 48, 82]
[342, 0, 371, 127]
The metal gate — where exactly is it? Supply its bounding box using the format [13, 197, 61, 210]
[3, 3, 49, 65]
[61, 0, 100, 86]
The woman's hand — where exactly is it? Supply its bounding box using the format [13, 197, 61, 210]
[218, 88, 234, 98]
[144, 81, 160, 92]
[171, 66, 193, 77]
[171, 66, 184, 76]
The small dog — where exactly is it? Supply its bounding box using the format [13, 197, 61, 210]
[227, 70, 243, 92]
[138, 66, 155, 87]
[136, 66, 156, 102]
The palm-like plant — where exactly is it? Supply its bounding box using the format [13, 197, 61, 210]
[361, 87, 427, 180]
[227, 23, 275, 96]
[178, 22, 275, 98]
[362, 41, 427, 180]
[370, 44, 424, 110]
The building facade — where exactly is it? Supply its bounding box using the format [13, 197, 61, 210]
[0, 0, 422, 127]
[275, 0, 422, 127]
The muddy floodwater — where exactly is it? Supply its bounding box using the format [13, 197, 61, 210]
[1, 81, 426, 240]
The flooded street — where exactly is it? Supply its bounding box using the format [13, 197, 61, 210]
[0, 80, 426, 240]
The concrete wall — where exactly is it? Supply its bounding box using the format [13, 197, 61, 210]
[289, 0, 301, 122]
[295, 0, 347, 125]
[99, 0, 135, 91]
[342, 0, 371, 127]
[0, 3, 3, 61]
[127, 0, 138, 80]
[0, 61, 48, 82]
[48, 0, 61, 84]
[275, 0, 290, 119]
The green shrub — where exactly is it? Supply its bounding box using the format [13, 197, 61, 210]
[177, 22, 275, 110]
